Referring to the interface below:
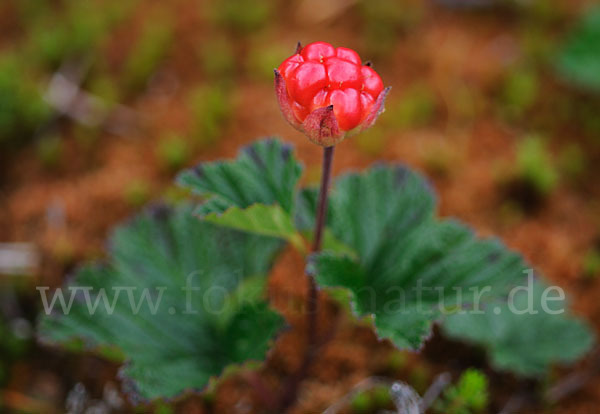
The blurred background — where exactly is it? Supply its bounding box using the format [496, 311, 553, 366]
[1, 0, 599, 412]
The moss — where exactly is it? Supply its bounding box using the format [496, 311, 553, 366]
[515, 135, 558, 197]
[583, 249, 600, 279]
[559, 143, 587, 180]
[387, 350, 408, 372]
[25, 0, 120, 69]
[215, 0, 272, 34]
[199, 36, 236, 80]
[36, 135, 63, 169]
[355, 126, 387, 157]
[153, 402, 174, 414]
[0, 54, 51, 146]
[371, 384, 392, 408]
[358, 0, 423, 58]
[498, 201, 525, 227]
[520, 27, 557, 65]
[350, 390, 372, 413]
[433, 369, 489, 414]
[409, 363, 431, 394]
[73, 125, 101, 154]
[421, 141, 457, 179]
[123, 179, 151, 208]
[387, 84, 437, 129]
[123, 13, 173, 93]
[247, 42, 290, 82]
[499, 69, 539, 120]
[87, 75, 120, 108]
[188, 85, 232, 147]
[156, 134, 190, 172]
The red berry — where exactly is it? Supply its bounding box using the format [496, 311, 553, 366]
[275, 41, 389, 146]
[335, 47, 361, 65]
[330, 89, 362, 131]
[301, 41, 335, 61]
[325, 57, 362, 91]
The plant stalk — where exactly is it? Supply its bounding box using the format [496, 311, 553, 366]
[278, 145, 335, 412]
[307, 144, 334, 345]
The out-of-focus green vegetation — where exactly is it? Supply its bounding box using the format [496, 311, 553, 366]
[355, 126, 387, 157]
[199, 36, 237, 79]
[21, 0, 136, 69]
[357, 0, 423, 59]
[556, 5, 600, 92]
[583, 248, 600, 279]
[433, 369, 489, 414]
[123, 13, 173, 93]
[214, 0, 272, 34]
[350, 385, 393, 413]
[247, 42, 291, 82]
[156, 134, 190, 172]
[558, 143, 587, 181]
[499, 68, 539, 120]
[0, 0, 137, 152]
[386, 84, 437, 129]
[515, 135, 558, 197]
[0, 54, 50, 146]
[123, 179, 151, 208]
[188, 85, 232, 147]
[0, 317, 30, 385]
[35, 134, 63, 169]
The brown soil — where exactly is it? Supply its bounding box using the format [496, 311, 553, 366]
[2, 0, 600, 413]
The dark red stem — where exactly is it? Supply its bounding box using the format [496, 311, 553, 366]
[278, 145, 335, 412]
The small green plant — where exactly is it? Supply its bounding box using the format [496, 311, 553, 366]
[355, 126, 387, 156]
[583, 249, 600, 279]
[358, 0, 423, 58]
[386, 351, 408, 373]
[36, 134, 63, 169]
[123, 13, 173, 93]
[0, 54, 51, 147]
[123, 179, 151, 207]
[214, 0, 272, 34]
[247, 42, 291, 81]
[520, 26, 557, 65]
[154, 402, 174, 414]
[87, 74, 120, 108]
[188, 85, 231, 146]
[499, 68, 539, 120]
[420, 140, 457, 179]
[409, 364, 432, 394]
[433, 369, 488, 414]
[350, 385, 392, 413]
[387, 84, 436, 129]
[156, 134, 190, 172]
[559, 143, 587, 181]
[198, 36, 236, 80]
[24, 0, 117, 69]
[0, 317, 30, 387]
[73, 125, 101, 153]
[515, 135, 559, 197]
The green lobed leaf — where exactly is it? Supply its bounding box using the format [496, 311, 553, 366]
[177, 138, 303, 215]
[442, 280, 595, 376]
[203, 203, 306, 253]
[308, 165, 535, 350]
[38, 204, 284, 401]
[556, 6, 600, 92]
